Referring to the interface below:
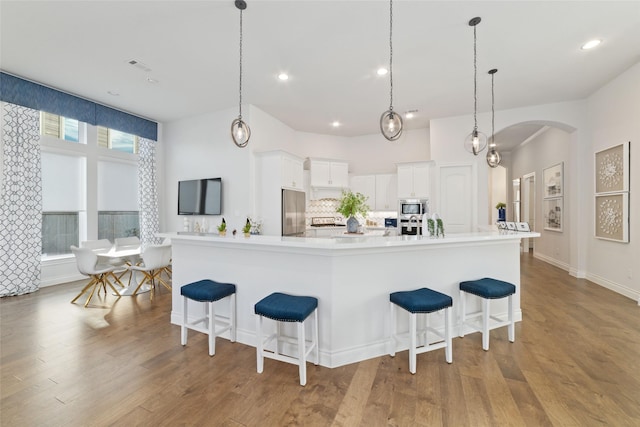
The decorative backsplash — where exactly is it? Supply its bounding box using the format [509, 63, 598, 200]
[306, 198, 396, 227]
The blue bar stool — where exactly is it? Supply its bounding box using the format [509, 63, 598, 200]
[180, 279, 236, 356]
[390, 287, 453, 374]
[459, 277, 516, 350]
[254, 292, 318, 386]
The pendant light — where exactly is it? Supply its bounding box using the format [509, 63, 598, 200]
[486, 68, 502, 167]
[380, 0, 403, 141]
[231, 0, 250, 148]
[463, 17, 487, 155]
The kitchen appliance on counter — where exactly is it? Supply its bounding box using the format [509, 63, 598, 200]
[398, 198, 428, 235]
[282, 189, 306, 237]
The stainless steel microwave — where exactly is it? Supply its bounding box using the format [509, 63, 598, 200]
[398, 199, 428, 218]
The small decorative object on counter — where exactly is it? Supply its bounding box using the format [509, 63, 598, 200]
[495, 202, 506, 222]
[426, 218, 435, 237]
[217, 218, 227, 237]
[183, 217, 190, 232]
[336, 190, 370, 233]
[243, 218, 252, 237]
[436, 218, 445, 238]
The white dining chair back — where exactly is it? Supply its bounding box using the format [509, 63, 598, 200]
[129, 244, 172, 300]
[115, 236, 141, 251]
[80, 239, 113, 253]
[70, 246, 121, 307]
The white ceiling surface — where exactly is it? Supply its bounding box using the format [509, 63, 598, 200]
[1, 1, 639, 148]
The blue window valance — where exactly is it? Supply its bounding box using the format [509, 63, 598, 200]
[0, 72, 157, 140]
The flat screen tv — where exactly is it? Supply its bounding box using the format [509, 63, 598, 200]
[178, 178, 222, 215]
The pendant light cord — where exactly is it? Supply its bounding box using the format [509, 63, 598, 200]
[491, 71, 495, 145]
[473, 23, 478, 131]
[389, 0, 394, 111]
[238, 8, 244, 119]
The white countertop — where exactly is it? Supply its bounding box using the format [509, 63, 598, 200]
[161, 230, 539, 251]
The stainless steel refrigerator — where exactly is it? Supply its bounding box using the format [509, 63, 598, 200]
[282, 189, 306, 236]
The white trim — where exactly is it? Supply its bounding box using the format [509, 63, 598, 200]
[533, 252, 570, 272]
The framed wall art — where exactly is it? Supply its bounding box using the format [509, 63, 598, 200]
[595, 141, 629, 194]
[595, 192, 629, 242]
[543, 162, 563, 198]
[544, 198, 563, 232]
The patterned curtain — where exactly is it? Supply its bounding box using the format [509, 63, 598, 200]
[138, 137, 161, 250]
[0, 103, 42, 297]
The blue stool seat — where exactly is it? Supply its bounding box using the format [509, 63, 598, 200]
[181, 279, 236, 356]
[390, 288, 452, 313]
[254, 292, 317, 322]
[390, 287, 453, 374]
[459, 277, 516, 351]
[460, 278, 515, 299]
[255, 292, 319, 386]
[181, 279, 236, 302]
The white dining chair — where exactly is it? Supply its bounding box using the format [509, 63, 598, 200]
[160, 238, 172, 281]
[114, 236, 142, 284]
[80, 239, 127, 287]
[129, 244, 172, 301]
[70, 246, 121, 307]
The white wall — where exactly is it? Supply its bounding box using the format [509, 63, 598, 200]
[585, 62, 640, 302]
[511, 127, 572, 269]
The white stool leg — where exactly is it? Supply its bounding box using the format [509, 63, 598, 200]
[482, 298, 490, 351]
[256, 315, 264, 374]
[298, 321, 307, 386]
[209, 300, 216, 356]
[445, 307, 452, 363]
[230, 293, 237, 342]
[389, 302, 396, 357]
[409, 312, 417, 375]
[313, 308, 319, 366]
[181, 296, 188, 346]
[508, 294, 515, 343]
[459, 290, 466, 337]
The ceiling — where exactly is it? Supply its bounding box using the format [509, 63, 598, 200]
[1, 1, 639, 149]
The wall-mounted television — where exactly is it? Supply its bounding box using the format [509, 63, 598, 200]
[178, 178, 222, 215]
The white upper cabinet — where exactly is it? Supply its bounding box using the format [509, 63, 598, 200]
[397, 162, 433, 199]
[282, 154, 304, 190]
[375, 174, 397, 210]
[350, 173, 397, 211]
[307, 158, 349, 188]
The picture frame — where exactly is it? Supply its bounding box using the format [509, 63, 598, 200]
[595, 193, 629, 242]
[595, 141, 630, 194]
[543, 162, 563, 198]
[505, 221, 517, 231]
[544, 198, 563, 232]
[516, 222, 531, 232]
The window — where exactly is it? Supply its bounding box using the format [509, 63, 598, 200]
[40, 112, 79, 142]
[42, 213, 79, 256]
[98, 126, 138, 154]
[98, 211, 139, 242]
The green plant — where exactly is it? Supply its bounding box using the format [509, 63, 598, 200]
[242, 218, 251, 234]
[336, 190, 369, 218]
[495, 202, 507, 209]
[217, 217, 227, 232]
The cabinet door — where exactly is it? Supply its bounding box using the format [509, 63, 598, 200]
[397, 165, 414, 198]
[330, 162, 349, 188]
[310, 160, 331, 187]
[375, 174, 397, 210]
[412, 164, 430, 198]
[350, 175, 376, 208]
[282, 156, 304, 189]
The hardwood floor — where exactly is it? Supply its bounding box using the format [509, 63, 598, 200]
[2, 254, 639, 426]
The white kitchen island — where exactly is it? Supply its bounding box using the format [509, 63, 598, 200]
[161, 231, 538, 368]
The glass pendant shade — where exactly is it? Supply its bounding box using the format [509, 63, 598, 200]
[231, 118, 250, 148]
[464, 129, 488, 155]
[380, 110, 403, 141]
[486, 146, 501, 167]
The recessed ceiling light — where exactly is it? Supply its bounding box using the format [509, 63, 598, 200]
[331, 121, 341, 127]
[107, 90, 120, 96]
[405, 109, 418, 119]
[581, 39, 602, 50]
[377, 68, 388, 76]
[146, 77, 159, 84]
[278, 73, 289, 81]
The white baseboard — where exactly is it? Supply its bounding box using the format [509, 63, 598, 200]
[533, 252, 570, 272]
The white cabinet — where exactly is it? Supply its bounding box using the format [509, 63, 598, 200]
[282, 155, 304, 190]
[374, 174, 397, 210]
[350, 173, 397, 211]
[307, 159, 349, 188]
[397, 162, 432, 199]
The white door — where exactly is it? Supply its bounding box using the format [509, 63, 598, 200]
[438, 164, 473, 233]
